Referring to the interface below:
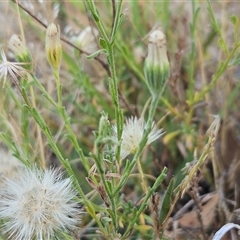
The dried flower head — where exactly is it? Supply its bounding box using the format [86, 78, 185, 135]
[46, 23, 62, 71]
[0, 166, 80, 239]
[8, 35, 32, 70]
[0, 48, 29, 87]
[206, 115, 220, 138]
[112, 116, 164, 160]
[144, 28, 170, 97]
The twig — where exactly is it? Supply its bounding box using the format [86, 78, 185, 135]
[150, 193, 160, 239]
[187, 176, 207, 240]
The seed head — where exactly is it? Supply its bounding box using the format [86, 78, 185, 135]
[0, 48, 29, 87]
[0, 166, 80, 240]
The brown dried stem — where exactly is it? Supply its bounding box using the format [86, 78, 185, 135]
[187, 176, 207, 240]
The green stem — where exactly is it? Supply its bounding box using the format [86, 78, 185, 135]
[110, 0, 123, 43]
[189, 42, 240, 106]
[59, 106, 90, 171]
[85, 0, 109, 42]
[92, 153, 118, 231]
[86, 0, 124, 162]
[28, 108, 107, 235]
[122, 167, 167, 239]
[113, 96, 159, 197]
[53, 70, 62, 107]
[188, 0, 199, 100]
[31, 75, 90, 172]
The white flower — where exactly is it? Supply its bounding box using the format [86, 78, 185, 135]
[0, 48, 29, 87]
[113, 116, 164, 159]
[0, 166, 80, 240]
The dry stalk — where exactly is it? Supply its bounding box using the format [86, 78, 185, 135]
[187, 175, 207, 240]
[150, 193, 161, 238]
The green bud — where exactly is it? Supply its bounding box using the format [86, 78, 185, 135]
[144, 29, 170, 97]
[8, 35, 32, 70]
[98, 112, 110, 137]
[45, 23, 62, 71]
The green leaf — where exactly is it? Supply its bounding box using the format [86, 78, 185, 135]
[87, 49, 107, 59]
[99, 38, 108, 49]
[86, 202, 96, 217]
[92, 12, 99, 22]
[106, 209, 115, 220]
[218, 38, 227, 52]
[230, 15, 237, 25]
[31, 108, 46, 130]
[229, 52, 240, 66]
[159, 177, 175, 225]
[101, 217, 112, 223]
[106, 180, 113, 193]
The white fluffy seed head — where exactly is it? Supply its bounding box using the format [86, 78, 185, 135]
[112, 116, 164, 160]
[0, 166, 80, 240]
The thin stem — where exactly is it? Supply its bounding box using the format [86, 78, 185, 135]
[113, 96, 159, 197]
[53, 70, 62, 107]
[111, 0, 116, 33]
[137, 160, 148, 193]
[31, 75, 90, 172]
[29, 85, 46, 169]
[110, 0, 123, 42]
[122, 167, 167, 239]
[85, 0, 124, 162]
[16, 86, 87, 202]
[188, 0, 199, 100]
[189, 42, 240, 106]
[93, 153, 118, 232]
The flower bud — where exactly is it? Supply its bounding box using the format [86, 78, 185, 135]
[144, 29, 170, 97]
[8, 35, 32, 70]
[45, 23, 62, 71]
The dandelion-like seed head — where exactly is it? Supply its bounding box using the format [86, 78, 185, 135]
[0, 48, 29, 87]
[113, 116, 164, 160]
[0, 166, 80, 240]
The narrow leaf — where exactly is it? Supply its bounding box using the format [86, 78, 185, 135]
[159, 177, 175, 224]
